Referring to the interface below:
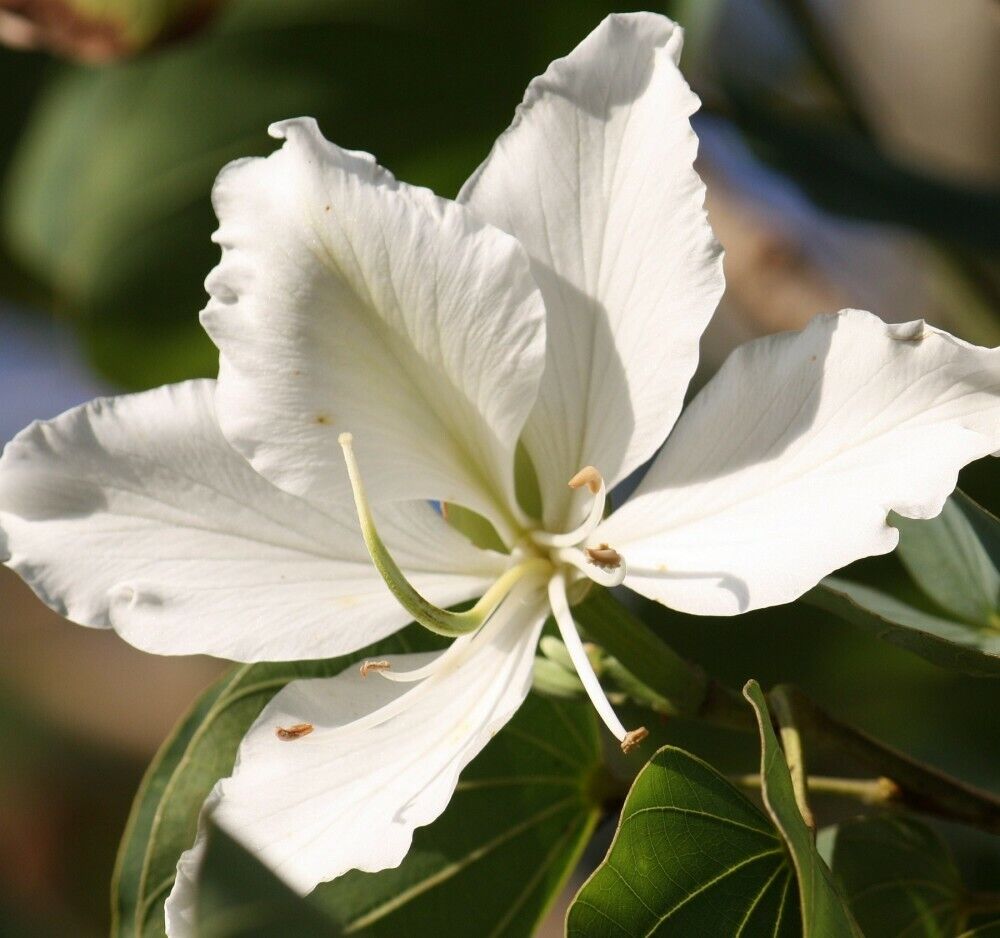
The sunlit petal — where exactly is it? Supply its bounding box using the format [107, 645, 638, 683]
[602, 311, 1000, 615]
[460, 13, 723, 527]
[0, 380, 505, 660]
[163, 584, 547, 934]
[205, 118, 547, 540]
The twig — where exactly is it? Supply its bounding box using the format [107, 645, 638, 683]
[769, 686, 815, 831]
[733, 773, 900, 806]
[773, 684, 1000, 835]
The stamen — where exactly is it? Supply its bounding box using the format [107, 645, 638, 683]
[547, 573, 645, 753]
[531, 466, 607, 549]
[553, 546, 626, 588]
[359, 660, 391, 677]
[339, 433, 551, 637]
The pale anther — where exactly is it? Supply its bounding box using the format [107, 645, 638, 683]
[531, 465, 607, 549]
[360, 660, 391, 677]
[620, 727, 648, 754]
[586, 543, 622, 570]
[568, 465, 602, 494]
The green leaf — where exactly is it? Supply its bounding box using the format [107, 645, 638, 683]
[113, 627, 603, 938]
[893, 493, 1000, 628]
[568, 682, 862, 937]
[567, 745, 800, 937]
[828, 816, 964, 937]
[742, 681, 862, 938]
[197, 825, 341, 937]
[111, 666, 231, 937]
[806, 579, 1000, 677]
[804, 493, 1000, 677]
[311, 691, 603, 935]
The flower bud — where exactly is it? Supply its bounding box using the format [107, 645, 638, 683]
[0, 0, 223, 62]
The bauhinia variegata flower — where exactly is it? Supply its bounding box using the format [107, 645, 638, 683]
[0, 13, 998, 935]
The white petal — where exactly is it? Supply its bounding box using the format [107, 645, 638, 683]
[164, 586, 547, 935]
[204, 118, 547, 541]
[459, 13, 723, 527]
[601, 311, 1000, 615]
[0, 380, 505, 660]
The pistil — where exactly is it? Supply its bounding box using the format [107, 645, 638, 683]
[339, 433, 551, 637]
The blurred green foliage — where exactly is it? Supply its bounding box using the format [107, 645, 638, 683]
[0, 0, 656, 387]
[829, 816, 969, 936]
[1, 1, 999, 935]
[2, 0, 999, 377]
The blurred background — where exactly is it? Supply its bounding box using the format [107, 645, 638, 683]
[0, 0, 998, 934]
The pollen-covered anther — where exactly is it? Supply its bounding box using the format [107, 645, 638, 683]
[276, 723, 314, 740]
[586, 543, 622, 570]
[620, 726, 649, 754]
[568, 465, 602, 494]
[360, 659, 391, 678]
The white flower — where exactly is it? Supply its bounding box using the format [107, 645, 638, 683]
[0, 12, 998, 934]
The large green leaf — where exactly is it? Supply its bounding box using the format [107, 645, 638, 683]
[567, 681, 862, 937]
[309, 691, 602, 935]
[197, 826, 341, 937]
[113, 626, 603, 938]
[567, 745, 800, 937]
[742, 681, 863, 938]
[805, 493, 1000, 677]
[828, 816, 965, 937]
[111, 664, 232, 937]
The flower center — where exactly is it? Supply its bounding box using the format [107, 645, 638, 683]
[338, 433, 644, 752]
[339, 432, 551, 636]
[519, 463, 627, 588]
